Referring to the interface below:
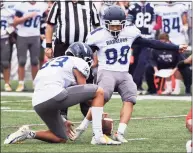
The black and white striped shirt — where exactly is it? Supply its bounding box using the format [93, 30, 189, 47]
[47, 1, 100, 44]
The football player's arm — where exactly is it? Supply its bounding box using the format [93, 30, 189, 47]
[132, 37, 187, 52]
[73, 69, 87, 85]
[13, 11, 37, 26]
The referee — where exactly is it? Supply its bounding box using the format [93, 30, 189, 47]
[45, 0, 100, 119]
[45, 0, 100, 57]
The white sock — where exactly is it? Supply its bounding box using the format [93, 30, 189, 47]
[19, 81, 24, 85]
[78, 118, 91, 129]
[27, 131, 36, 139]
[174, 79, 181, 91]
[165, 80, 172, 91]
[91, 107, 103, 140]
[117, 123, 127, 135]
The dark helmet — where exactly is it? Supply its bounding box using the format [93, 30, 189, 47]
[65, 42, 93, 66]
[103, 5, 126, 38]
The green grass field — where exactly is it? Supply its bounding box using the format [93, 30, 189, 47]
[1, 95, 191, 152]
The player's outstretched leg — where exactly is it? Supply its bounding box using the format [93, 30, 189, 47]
[4, 125, 33, 144]
[113, 102, 134, 143]
[72, 87, 121, 145]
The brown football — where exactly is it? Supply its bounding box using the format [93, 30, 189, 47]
[102, 118, 113, 136]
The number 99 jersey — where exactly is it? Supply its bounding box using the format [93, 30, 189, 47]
[14, 2, 47, 37]
[155, 3, 188, 45]
[33, 56, 90, 106]
[86, 26, 141, 72]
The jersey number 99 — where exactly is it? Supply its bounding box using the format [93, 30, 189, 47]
[105, 46, 130, 65]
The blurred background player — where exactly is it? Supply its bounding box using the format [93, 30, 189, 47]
[13, 1, 47, 92]
[0, 1, 15, 91]
[154, 1, 189, 45]
[128, 0, 156, 94]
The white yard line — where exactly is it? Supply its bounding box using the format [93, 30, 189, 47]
[127, 138, 149, 141]
[1, 92, 191, 101]
[1, 92, 33, 97]
[1, 107, 10, 110]
[1, 100, 31, 103]
[2, 110, 35, 112]
[0, 114, 186, 129]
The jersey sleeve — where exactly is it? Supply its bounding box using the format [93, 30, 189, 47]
[86, 27, 103, 47]
[74, 59, 90, 79]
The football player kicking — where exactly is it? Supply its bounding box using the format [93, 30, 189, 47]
[72, 5, 188, 143]
[4, 42, 121, 145]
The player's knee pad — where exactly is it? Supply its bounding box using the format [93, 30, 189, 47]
[18, 57, 26, 67]
[31, 57, 39, 66]
[1, 61, 10, 69]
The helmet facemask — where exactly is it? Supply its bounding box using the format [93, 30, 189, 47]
[105, 20, 126, 38]
[84, 57, 93, 67]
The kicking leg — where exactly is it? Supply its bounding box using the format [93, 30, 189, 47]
[113, 73, 137, 143]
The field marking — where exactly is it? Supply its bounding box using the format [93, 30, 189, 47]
[1, 114, 186, 129]
[1, 107, 10, 110]
[127, 138, 149, 141]
[1, 92, 191, 101]
[2, 110, 35, 112]
[1, 100, 31, 103]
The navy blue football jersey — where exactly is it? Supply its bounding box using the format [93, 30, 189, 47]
[128, 2, 155, 35]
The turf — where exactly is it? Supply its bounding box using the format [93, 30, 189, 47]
[1, 96, 191, 152]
